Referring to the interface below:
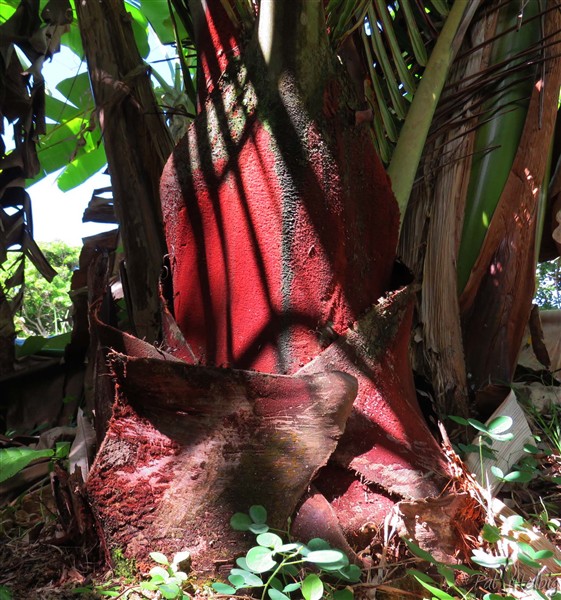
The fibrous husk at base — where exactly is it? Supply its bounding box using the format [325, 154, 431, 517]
[439, 423, 561, 583]
[86, 353, 357, 576]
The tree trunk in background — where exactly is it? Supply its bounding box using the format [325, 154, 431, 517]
[0, 285, 15, 377]
[75, 0, 173, 343]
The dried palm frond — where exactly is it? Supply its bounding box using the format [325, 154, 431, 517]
[0, 0, 70, 371]
[399, 1, 561, 415]
[398, 3, 492, 417]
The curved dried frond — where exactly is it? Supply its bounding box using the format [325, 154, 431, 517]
[1, 0, 71, 370]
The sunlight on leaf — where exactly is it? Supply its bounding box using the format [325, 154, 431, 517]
[245, 546, 277, 573]
[0, 447, 54, 483]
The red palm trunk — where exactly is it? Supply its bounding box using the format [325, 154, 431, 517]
[88, 1, 450, 574]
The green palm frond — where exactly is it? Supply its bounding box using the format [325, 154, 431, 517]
[327, 0, 370, 48]
[325, 0, 457, 170]
[456, 0, 544, 291]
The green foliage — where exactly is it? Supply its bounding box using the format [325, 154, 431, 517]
[0, 447, 55, 483]
[32, 69, 107, 190]
[15, 332, 71, 358]
[525, 401, 561, 456]
[73, 551, 190, 599]
[489, 441, 543, 485]
[448, 415, 514, 441]
[139, 551, 191, 599]
[470, 513, 554, 572]
[0, 441, 70, 484]
[449, 414, 517, 485]
[406, 541, 482, 600]
[110, 548, 137, 580]
[406, 518, 556, 600]
[72, 581, 123, 597]
[457, 0, 541, 292]
[25, 1, 151, 192]
[404, 409, 561, 598]
[135, 0, 188, 45]
[450, 414, 547, 488]
[0, 586, 13, 600]
[29, 0, 196, 192]
[213, 506, 360, 600]
[10, 241, 80, 338]
[535, 258, 561, 309]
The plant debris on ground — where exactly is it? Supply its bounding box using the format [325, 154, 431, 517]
[1, 377, 561, 600]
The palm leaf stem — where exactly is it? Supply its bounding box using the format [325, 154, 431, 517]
[388, 0, 474, 225]
[412, 0, 441, 38]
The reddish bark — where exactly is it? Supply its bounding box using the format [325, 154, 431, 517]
[190, 1, 241, 105]
[290, 486, 362, 562]
[296, 284, 448, 544]
[160, 5, 398, 375]
[300, 285, 447, 495]
[155, 0, 447, 568]
[86, 344, 356, 574]
[89, 2, 448, 574]
[309, 464, 395, 550]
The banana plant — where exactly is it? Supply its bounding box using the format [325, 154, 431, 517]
[0, 0, 70, 372]
[0, 0, 198, 370]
